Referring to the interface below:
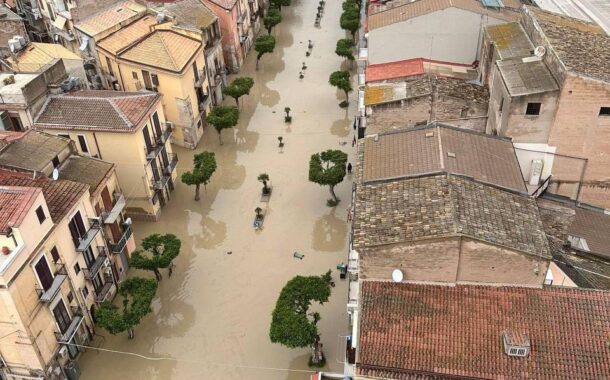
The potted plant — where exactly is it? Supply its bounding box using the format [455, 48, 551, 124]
[258, 173, 271, 195]
[255, 207, 264, 221]
[278, 136, 284, 148]
[284, 107, 292, 123]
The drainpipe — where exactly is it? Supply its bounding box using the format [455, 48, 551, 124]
[92, 132, 102, 159]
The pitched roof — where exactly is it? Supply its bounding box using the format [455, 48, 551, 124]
[0, 171, 88, 222]
[0, 186, 41, 234]
[361, 125, 525, 192]
[7, 43, 81, 73]
[368, 0, 518, 30]
[204, 0, 238, 11]
[75, 0, 147, 37]
[353, 174, 549, 258]
[34, 90, 160, 132]
[0, 130, 71, 172]
[160, 0, 217, 31]
[358, 282, 610, 380]
[497, 58, 559, 96]
[524, 6, 610, 83]
[485, 22, 534, 60]
[118, 30, 201, 72]
[0, 5, 23, 22]
[58, 156, 114, 196]
[569, 207, 610, 259]
[366, 58, 425, 83]
[97, 15, 156, 56]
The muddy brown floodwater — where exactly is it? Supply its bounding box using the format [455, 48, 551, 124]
[79, 1, 356, 379]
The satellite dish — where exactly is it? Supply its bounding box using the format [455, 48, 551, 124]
[534, 46, 546, 58]
[392, 269, 403, 282]
[52, 168, 59, 181]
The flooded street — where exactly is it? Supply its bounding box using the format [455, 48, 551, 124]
[79, 1, 355, 379]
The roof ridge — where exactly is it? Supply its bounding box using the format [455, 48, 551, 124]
[447, 174, 460, 235]
[107, 98, 134, 128]
[158, 31, 179, 70]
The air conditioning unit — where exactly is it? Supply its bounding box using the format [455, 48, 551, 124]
[165, 121, 174, 130]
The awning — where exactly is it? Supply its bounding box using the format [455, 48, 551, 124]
[53, 15, 67, 30]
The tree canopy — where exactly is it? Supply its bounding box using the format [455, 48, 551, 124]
[208, 106, 239, 145]
[130, 234, 182, 281]
[340, 8, 359, 39]
[270, 0, 290, 9]
[181, 151, 217, 201]
[95, 277, 158, 339]
[269, 271, 332, 349]
[335, 38, 355, 62]
[254, 35, 276, 68]
[223, 77, 254, 105]
[309, 149, 348, 205]
[264, 8, 282, 34]
[328, 70, 353, 101]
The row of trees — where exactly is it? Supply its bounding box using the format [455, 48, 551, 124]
[329, 0, 360, 106]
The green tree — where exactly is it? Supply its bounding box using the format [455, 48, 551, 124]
[258, 173, 270, 194]
[269, 271, 333, 366]
[95, 277, 158, 339]
[340, 8, 359, 40]
[335, 38, 355, 65]
[329, 70, 352, 103]
[342, 0, 360, 12]
[223, 77, 254, 106]
[181, 151, 217, 201]
[130, 234, 181, 281]
[254, 35, 276, 69]
[264, 8, 282, 35]
[208, 106, 239, 145]
[309, 149, 348, 205]
[270, 0, 290, 9]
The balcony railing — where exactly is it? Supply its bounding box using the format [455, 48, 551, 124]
[194, 69, 207, 88]
[101, 193, 126, 224]
[145, 141, 166, 161]
[76, 219, 101, 252]
[164, 153, 178, 176]
[199, 95, 211, 112]
[95, 281, 115, 303]
[109, 225, 133, 254]
[83, 247, 107, 280]
[204, 36, 221, 56]
[153, 175, 170, 191]
[55, 308, 84, 344]
[156, 122, 174, 146]
[38, 264, 68, 303]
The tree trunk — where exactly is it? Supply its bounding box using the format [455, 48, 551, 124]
[329, 185, 338, 203]
[218, 130, 223, 145]
[128, 328, 135, 339]
[195, 183, 201, 201]
[267, 27, 272, 35]
[344, 90, 349, 101]
[154, 268, 162, 281]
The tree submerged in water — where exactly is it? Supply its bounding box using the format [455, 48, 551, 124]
[264, 8, 282, 35]
[95, 277, 158, 339]
[181, 151, 217, 201]
[223, 77, 254, 106]
[208, 106, 239, 145]
[130, 234, 182, 281]
[309, 149, 348, 206]
[329, 70, 352, 106]
[269, 271, 333, 367]
[255, 35, 276, 69]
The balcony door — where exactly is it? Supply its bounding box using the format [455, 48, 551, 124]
[68, 211, 87, 248]
[83, 247, 95, 268]
[142, 70, 153, 91]
[34, 256, 53, 291]
[53, 300, 71, 334]
[101, 187, 113, 212]
[152, 112, 162, 140]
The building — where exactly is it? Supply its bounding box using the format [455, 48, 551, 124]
[5, 42, 86, 83]
[0, 4, 28, 56]
[364, 76, 490, 134]
[202, 0, 255, 72]
[0, 171, 113, 379]
[0, 130, 136, 281]
[355, 282, 610, 379]
[95, 16, 211, 148]
[12, 0, 50, 43]
[32, 90, 178, 221]
[366, 0, 519, 66]
[532, 0, 610, 34]
[147, 0, 227, 106]
[480, 6, 610, 208]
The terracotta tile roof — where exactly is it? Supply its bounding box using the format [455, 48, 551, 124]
[7, 43, 81, 73]
[118, 29, 201, 72]
[0, 130, 71, 172]
[75, 1, 147, 37]
[366, 59, 425, 82]
[97, 15, 156, 55]
[58, 156, 114, 196]
[524, 6, 610, 83]
[0, 186, 41, 234]
[0, 170, 88, 222]
[362, 125, 525, 192]
[34, 91, 160, 132]
[353, 174, 549, 258]
[204, 0, 238, 11]
[159, 0, 217, 31]
[368, 0, 519, 30]
[358, 282, 610, 380]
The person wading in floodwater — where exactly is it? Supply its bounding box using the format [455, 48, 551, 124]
[347, 162, 352, 174]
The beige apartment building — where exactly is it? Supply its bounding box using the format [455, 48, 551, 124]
[480, 6, 610, 208]
[0, 171, 113, 379]
[32, 90, 178, 221]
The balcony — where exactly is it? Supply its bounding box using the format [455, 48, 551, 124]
[95, 280, 115, 303]
[204, 36, 222, 57]
[83, 247, 107, 280]
[164, 153, 178, 176]
[156, 122, 174, 146]
[101, 193, 126, 224]
[145, 141, 166, 161]
[38, 265, 68, 303]
[109, 225, 133, 255]
[199, 94, 211, 112]
[76, 219, 101, 252]
[194, 69, 207, 88]
[153, 175, 170, 191]
[55, 308, 84, 344]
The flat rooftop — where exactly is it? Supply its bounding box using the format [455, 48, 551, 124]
[497, 58, 559, 96]
[0, 131, 70, 172]
[485, 22, 533, 60]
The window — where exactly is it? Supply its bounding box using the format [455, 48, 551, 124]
[35, 206, 46, 224]
[81, 286, 89, 299]
[105, 57, 114, 76]
[73, 262, 81, 275]
[34, 256, 53, 291]
[68, 211, 86, 249]
[50, 246, 60, 263]
[67, 291, 73, 303]
[599, 107, 610, 116]
[499, 98, 504, 113]
[193, 62, 199, 82]
[525, 102, 541, 116]
[52, 155, 60, 168]
[151, 74, 159, 87]
[52, 300, 71, 334]
[77, 135, 89, 153]
[142, 70, 152, 91]
[132, 71, 138, 80]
